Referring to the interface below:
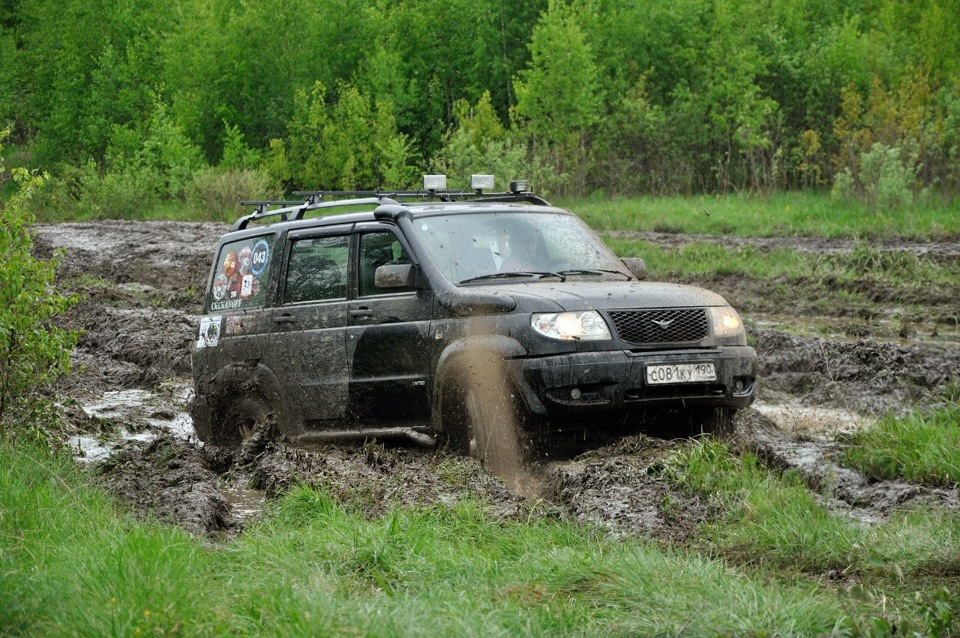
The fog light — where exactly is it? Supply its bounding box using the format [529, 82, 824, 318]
[735, 379, 745, 392]
[509, 179, 529, 193]
[470, 174, 495, 192]
[423, 174, 447, 191]
[570, 388, 582, 400]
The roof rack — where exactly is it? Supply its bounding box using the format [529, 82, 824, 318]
[231, 175, 550, 231]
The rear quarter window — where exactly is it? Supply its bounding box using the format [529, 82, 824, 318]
[207, 235, 274, 311]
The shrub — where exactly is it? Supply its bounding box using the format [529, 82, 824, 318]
[186, 167, 281, 221]
[0, 131, 79, 441]
[831, 142, 921, 210]
[433, 92, 528, 191]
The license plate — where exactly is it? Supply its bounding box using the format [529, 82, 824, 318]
[646, 362, 716, 385]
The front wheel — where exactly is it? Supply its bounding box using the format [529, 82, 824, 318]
[686, 406, 735, 437]
[443, 358, 529, 475]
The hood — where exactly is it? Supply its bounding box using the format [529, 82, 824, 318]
[461, 280, 731, 313]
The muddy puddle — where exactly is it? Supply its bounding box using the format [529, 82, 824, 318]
[68, 385, 194, 462]
[36, 221, 960, 542]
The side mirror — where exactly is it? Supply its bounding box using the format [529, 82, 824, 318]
[374, 263, 416, 289]
[620, 257, 647, 280]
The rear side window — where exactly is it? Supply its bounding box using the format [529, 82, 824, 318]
[283, 235, 350, 304]
[209, 235, 274, 311]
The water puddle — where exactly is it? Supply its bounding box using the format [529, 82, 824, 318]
[68, 382, 195, 463]
[66, 382, 268, 525]
[753, 399, 870, 438]
[219, 482, 266, 522]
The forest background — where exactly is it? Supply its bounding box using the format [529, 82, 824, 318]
[1, 0, 959, 220]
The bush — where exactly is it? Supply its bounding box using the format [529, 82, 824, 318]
[433, 92, 529, 192]
[0, 131, 79, 441]
[831, 142, 921, 210]
[186, 167, 281, 221]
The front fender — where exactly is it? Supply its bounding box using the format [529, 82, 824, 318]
[431, 335, 546, 433]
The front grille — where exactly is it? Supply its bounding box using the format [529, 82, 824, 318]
[608, 308, 708, 345]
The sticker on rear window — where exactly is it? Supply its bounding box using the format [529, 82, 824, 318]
[208, 235, 273, 311]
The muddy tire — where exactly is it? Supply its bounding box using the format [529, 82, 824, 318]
[212, 393, 273, 448]
[443, 359, 529, 475]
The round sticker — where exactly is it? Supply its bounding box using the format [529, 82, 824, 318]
[212, 273, 228, 300]
[250, 239, 270, 276]
[238, 245, 253, 275]
[223, 249, 239, 277]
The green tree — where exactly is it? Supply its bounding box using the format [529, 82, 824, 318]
[13, 0, 174, 165]
[164, 0, 372, 161]
[514, 0, 600, 147]
[513, 0, 600, 194]
[434, 92, 528, 190]
[269, 82, 417, 190]
[0, 131, 78, 438]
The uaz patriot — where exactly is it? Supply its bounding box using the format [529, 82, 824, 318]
[191, 176, 757, 469]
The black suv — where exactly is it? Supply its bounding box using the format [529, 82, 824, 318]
[192, 176, 756, 468]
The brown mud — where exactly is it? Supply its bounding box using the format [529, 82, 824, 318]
[35, 221, 960, 540]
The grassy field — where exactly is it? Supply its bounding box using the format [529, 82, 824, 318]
[4, 439, 959, 637]
[604, 236, 960, 286]
[844, 404, 960, 487]
[30, 190, 960, 240]
[564, 191, 960, 239]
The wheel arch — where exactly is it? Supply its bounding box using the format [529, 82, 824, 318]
[195, 361, 296, 443]
[431, 335, 543, 436]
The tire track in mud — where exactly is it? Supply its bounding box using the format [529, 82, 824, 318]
[36, 221, 960, 539]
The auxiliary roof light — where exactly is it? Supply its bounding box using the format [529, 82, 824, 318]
[423, 174, 447, 192]
[470, 174, 495, 193]
[509, 179, 529, 194]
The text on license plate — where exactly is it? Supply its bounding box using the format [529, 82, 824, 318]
[646, 362, 716, 385]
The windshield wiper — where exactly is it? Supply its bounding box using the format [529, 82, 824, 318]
[556, 269, 632, 280]
[459, 271, 566, 284]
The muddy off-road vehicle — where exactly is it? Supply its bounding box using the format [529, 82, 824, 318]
[192, 176, 756, 468]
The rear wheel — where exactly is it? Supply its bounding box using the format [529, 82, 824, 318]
[212, 392, 274, 448]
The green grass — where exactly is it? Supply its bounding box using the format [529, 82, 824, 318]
[663, 438, 960, 583]
[0, 442, 873, 636]
[561, 191, 960, 239]
[604, 236, 960, 290]
[844, 405, 960, 487]
[28, 188, 960, 239]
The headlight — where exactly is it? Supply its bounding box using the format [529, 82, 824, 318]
[709, 306, 744, 336]
[531, 310, 612, 341]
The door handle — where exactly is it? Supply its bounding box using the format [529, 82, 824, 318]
[273, 313, 297, 324]
[350, 307, 374, 319]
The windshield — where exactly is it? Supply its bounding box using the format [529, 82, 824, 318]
[411, 211, 629, 284]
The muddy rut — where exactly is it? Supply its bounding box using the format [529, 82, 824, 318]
[36, 221, 960, 539]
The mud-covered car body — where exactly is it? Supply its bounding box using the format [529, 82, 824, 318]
[192, 182, 756, 451]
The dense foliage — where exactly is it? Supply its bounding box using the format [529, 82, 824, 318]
[1, 0, 959, 214]
[0, 131, 78, 438]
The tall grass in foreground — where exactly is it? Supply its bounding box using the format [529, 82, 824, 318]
[0, 442, 854, 636]
[663, 438, 960, 581]
[564, 191, 960, 239]
[844, 405, 960, 486]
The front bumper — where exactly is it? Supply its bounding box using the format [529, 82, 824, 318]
[513, 346, 757, 425]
